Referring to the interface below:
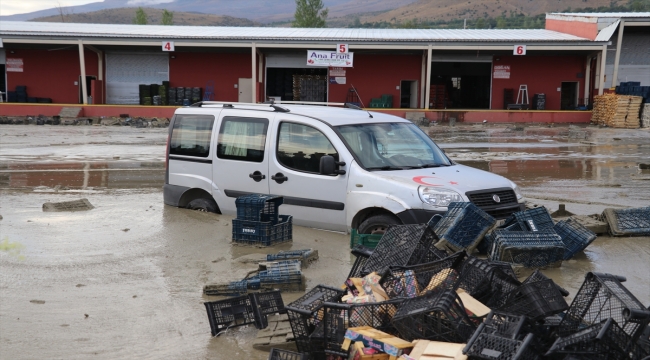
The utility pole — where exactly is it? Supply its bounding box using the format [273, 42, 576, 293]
[464, 19, 467, 29]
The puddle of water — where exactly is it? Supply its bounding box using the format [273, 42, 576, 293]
[0, 161, 164, 189]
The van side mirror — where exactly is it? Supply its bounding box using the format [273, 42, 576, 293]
[320, 155, 346, 175]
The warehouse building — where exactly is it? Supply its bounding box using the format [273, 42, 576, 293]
[0, 13, 646, 121]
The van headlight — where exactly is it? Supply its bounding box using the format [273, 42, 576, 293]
[418, 186, 463, 207]
[511, 182, 524, 200]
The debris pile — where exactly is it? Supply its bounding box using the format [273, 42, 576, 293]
[203, 202, 650, 359]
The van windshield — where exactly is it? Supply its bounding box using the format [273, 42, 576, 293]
[336, 123, 452, 170]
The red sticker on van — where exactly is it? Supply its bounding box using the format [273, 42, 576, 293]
[413, 176, 443, 186]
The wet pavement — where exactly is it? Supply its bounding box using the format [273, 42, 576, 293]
[1, 124, 649, 359]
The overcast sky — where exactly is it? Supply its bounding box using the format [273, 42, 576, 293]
[0, 0, 100, 16]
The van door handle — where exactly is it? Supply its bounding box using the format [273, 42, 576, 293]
[249, 171, 266, 182]
[271, 172, 288, 184]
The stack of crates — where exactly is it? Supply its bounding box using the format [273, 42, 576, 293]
[488, 230, 565, 268]
[232, 194, 292, 246]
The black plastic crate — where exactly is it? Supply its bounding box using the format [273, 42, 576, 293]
[558, 272, 650, 341]
[463, 324, 538, 360]
[360, 224, 436, 277]
[522, 269, 569, 297]
[312, 299, 405, 357]
[497, 279, 569, 320]
[456, 256, 521, 308]
[381, 251, 466, 299]
[476, 231, 495, 254]
[481, 311, 532, 339]
[204, 295, 256, 336]
[347, 245, 373, 280]
[432, 202, 496, 254]
[489, 230, 565, 268]
[268, 348, 308, 360]
[392, 289, 477, 343]
[285, 285, 345, 353]
[232, 215, 292, 246]
[513, 207, 555, 231]
[236, 194, 284, 223]
[546, 318, 633, 359]
[553, 218, 597, 260]
[487, 260, 518, 280]
[252, 290, 286, 317]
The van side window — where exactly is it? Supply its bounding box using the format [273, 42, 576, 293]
[169, 114, 215, 157]
[217, 117, 268, 162]
[277, 122, 338, 173]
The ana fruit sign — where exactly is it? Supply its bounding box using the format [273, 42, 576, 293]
[307, 50, 354, 67]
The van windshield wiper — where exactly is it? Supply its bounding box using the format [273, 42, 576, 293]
[365, 166, 404, 171]
[420, 163, 451, 168]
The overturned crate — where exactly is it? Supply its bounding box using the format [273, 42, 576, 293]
[380, 251, 466, 299]
[284, 285, 345, 353]
[558, 272, 650, 341]
[553, 218, 597, 260]
[360, 224, 437, 277]
[391, 289, 477, 343]
[602, 206, 650, 236]
[430, 202, 496, 254]
[496, 278, 568, 320]
[203, 290, 285, 336]
[463, 313, 539, 360]
[488, 230, 565, 268]
[456, 256, 521, 308]
[236, 194, 283, 224]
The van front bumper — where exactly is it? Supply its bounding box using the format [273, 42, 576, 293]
[397, 209, 446, 225]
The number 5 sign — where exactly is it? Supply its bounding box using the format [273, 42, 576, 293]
[162, 41, 175, 52]
[337, 44, 349, 54]
[513, 45, 526, 55]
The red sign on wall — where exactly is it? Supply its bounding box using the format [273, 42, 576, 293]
[7, 58, 23, 72]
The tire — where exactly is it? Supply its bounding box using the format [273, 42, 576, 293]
[358, 214, 401, 235]
[187, 198, 217, 213]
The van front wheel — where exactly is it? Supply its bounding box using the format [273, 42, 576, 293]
[187, 198, 218, 213]
[358, 214, 400, 235]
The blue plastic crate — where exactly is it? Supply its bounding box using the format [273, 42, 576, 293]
[235, 194, 283, 223]
[602, 206, 650, 236]
[513, 207, 554, 231]
[489, 230, 565, 268]
[264, 260, 302, 273]
[203, 280, 249, 296]
[266, 249, 313, 262]
[553, 218, 597, 260]
[432, 202, 496, 253]
[232, 215, 292, 246]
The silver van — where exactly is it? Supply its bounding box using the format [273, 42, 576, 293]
[163, 102, 525, 233]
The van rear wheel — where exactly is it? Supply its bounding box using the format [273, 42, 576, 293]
[358, 214, 401, 235]
[187, 198, 217, 213]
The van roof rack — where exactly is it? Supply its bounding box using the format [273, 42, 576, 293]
[189, 101, 290, 113]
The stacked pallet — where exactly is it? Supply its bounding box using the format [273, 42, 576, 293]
[591, 94, 642, 128]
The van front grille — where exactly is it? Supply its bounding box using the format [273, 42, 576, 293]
[465, 188, 520, 219]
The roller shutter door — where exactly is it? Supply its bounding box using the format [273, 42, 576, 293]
[106, 52, 169, 104]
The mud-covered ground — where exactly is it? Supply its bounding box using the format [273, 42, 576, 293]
[0, 124, 649, 359]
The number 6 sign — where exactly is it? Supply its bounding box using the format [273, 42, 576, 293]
[337, 43, 348, 54]
[513, 45, 526, 55]
[162, 41, 175, 52]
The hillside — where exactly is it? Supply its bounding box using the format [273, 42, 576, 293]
[32, 7, 262, 26]
[344, 0, 628, 24]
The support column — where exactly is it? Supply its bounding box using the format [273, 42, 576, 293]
[584, 56, 592, 106]
[611, 20, 625, 89]
[598, 44, 607, 95]
[425, 45, 432, 110]
[251, 42, 257, 103]
[78, 40, 88, 104]
[420, 50, 426, 109]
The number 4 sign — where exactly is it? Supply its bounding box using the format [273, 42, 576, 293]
[513, 45, 526, 55]
[337, 44, 348, 54]
[162, 41, 175, 52]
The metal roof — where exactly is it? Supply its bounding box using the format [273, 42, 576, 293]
[548, 12, 650, 18]
[0, 21, 590, 42]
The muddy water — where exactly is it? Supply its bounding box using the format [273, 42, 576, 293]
[1, 124, 649, 359]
